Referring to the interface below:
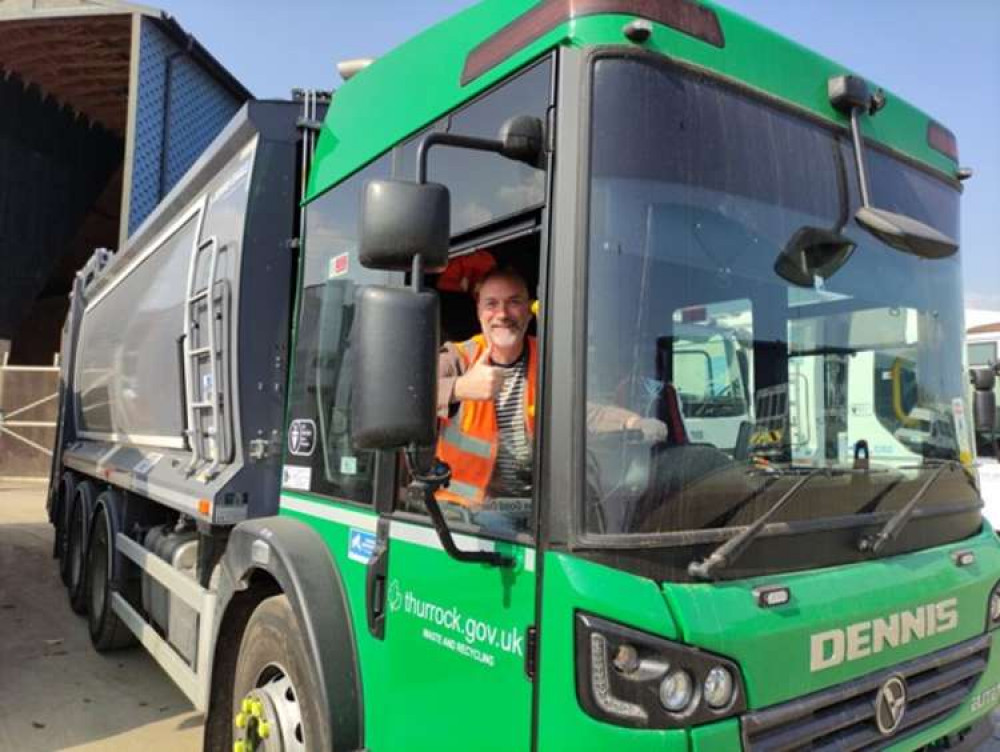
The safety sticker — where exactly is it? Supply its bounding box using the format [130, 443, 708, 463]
[953, 398, 973, 464]
[282, 465, 311, 490]
[133, 452, 163, 477]
[348, 528, 377, 564]
[328, 253, 349, 279]
[201, 372, 214, 400]
[340, 456, 358, 475]
[288, 419, 316, 456]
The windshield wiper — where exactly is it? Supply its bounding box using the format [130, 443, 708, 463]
[857, 461, 964, 556]
[688, 469, 826, 580]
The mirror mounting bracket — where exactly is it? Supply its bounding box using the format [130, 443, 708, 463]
[405, 449, 515, 568]
[827, 74, 958, 259]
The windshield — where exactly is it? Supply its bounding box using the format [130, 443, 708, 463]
[583, 56, 977, 545]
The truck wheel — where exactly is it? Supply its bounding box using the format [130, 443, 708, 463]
[66, 482, 95, 615]
[232, 595, 330, 752]
[56, 472, 78, 585]
[86, 498, 136, 651]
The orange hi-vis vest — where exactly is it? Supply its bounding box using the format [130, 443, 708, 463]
[436, 334, 537, 507]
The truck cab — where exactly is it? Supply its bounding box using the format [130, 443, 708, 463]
[270, 3, 998, 750]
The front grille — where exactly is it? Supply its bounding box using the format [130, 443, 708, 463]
[742, 633, 991, 752]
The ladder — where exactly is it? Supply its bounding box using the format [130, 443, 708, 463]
[182, 235, 224, 478]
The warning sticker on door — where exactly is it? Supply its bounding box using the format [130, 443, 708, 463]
[348, 528, 376, 564]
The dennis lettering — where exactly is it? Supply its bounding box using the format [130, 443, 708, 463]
[810, 599, 958, 672]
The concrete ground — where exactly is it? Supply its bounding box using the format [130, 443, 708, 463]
[0, 482, 202, 752]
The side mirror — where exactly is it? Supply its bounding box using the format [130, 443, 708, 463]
[855, 206, 958, 260]
[828, 75, 959, 261]
[971, 366, 998, 435]
[359, 180, 450, 272]
[774, 226, 856, 287]
[351, 286, 439, 449]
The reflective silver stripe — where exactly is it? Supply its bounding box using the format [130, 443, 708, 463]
[459, 338, 481, 361]
[440, 422, 493, 458]
[445, 479, 481, 501]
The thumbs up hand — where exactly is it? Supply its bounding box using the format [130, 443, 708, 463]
[454, 344, 506, 401]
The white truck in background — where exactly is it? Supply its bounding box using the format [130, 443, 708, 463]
[968, 324, 1000, 522]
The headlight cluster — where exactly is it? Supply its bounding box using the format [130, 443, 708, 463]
[575, 612, 745, 728]
[987, 581, 1000, 630]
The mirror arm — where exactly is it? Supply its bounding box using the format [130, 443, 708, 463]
[411, 253, 425, 293]
[405, 450, 514, 568]
[848, 107, 872, 208]
[417, 132, 503, 184]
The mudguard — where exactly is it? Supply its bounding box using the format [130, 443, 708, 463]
[216, 516, 363, 751]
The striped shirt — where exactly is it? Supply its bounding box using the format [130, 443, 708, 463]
[487, 352, 532, 499]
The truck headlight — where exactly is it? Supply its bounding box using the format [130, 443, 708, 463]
[575, 612, 745, 728]
[659, 669, 694, 712]
[703, 665, 736, 709]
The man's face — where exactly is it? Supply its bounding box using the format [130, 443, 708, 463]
[477, 276, 531, 351]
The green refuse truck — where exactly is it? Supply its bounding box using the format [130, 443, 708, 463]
[47, 2, 1000, 750]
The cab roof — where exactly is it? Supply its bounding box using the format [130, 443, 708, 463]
[306, 0, 957, 201]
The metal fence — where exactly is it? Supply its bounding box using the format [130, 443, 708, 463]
[0, 353, 59, 481]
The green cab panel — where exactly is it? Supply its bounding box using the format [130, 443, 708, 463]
[664, 526, 1000, 709]
[282, 493, 538, 751]
[309, 0, 956, 203]
[535, 552, 689, 751]
[372, 522, 537, 751]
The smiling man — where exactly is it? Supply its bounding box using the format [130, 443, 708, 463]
[436, 267, 537, 506]
[436, 267, 665, 508]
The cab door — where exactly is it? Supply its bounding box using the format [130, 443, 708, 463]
[364, 55, 554, 752]
[370, 514, 537, 751]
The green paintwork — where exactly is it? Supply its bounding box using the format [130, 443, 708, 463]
[279, 497, 389, 720]
[277, 3, 994, 750]
[279, 501, 1000, 749]
[535, 552, 688, 750]
[664, 524, 1000, 709]
[280, 492, 537, 750]
[307, 0, 957, 203]
[373, 530, 536, 750]
[535, 536, 1000, 750]
[689, 717, 741, 751]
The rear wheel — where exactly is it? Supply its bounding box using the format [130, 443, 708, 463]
[86, 497, 136, 651]
[66, 482, 95, 615]
[232, 595, 329, 752]
[56, 473, 77, 585]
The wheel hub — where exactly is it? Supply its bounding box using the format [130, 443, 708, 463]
[233, 664, 305, 752]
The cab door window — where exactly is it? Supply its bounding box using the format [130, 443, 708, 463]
[284, 155, 395, 504]
[393, 57, 553, 539]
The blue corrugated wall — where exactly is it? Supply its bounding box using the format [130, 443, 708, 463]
[128, 18, 243, 236]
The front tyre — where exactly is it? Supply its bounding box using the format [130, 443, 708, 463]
[232, 595, 330, 752]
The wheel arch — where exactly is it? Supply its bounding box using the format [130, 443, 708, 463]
[204, 516, 363, 752]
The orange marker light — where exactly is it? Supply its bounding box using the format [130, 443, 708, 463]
[198, 499, 211, 516]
